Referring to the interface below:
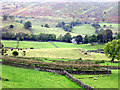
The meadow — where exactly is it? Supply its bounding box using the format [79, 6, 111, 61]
[32, 25, 78, 37]
[2, 40, 105, 50]
[2, 40, 55, 48]
[2, 20, 31, 34]
[72, 24, 95, 35]
[2, 65, 81, 88]
[72, 70, 119, 88]
[2, 40, 110, 60]
[99, 23, 119, 28]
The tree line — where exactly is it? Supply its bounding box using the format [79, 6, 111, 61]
[2, 29, 120, 44]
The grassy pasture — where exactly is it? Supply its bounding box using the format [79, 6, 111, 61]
[93, 44, 105, 49]
[72, 70, 119, 88]
[2, 40, 55, 48]
[72, 24, 95, 35]
[52, 42, 95, 50]
[6, 48, 93, 60]
[6, 48, 111, 61]
[32, 26, 78, 37]
[2, 40, 104, 50]
[99, 23, 119, 28]
[2, 20, 31, 34]
[2, 65, 81, 88]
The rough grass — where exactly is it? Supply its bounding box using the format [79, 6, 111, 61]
[6, 48, 93, 60]
[32, 26, 78, 37]
[6, 48, 111, 60]
[72, 70, 119, 88]
[72, 24, 95, 35]
[2, 20, 31, 34]
[2, 65, 81, 88]
[2, 20, 78, 37]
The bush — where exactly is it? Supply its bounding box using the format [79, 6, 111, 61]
[9, 25, 14, 28]
[94, 60, 100, 64]
[101, 60, 105, 63]
[12, 51, 19, 56]
[30, 47, 33, 49]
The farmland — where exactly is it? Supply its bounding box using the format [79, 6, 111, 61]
[2, 40, 105, 50]
[2, 40, 111, 61]
[2, 65, 81, 88]
[1, 1, 120, 89]
[72, 24, 95, 35]
[72, 70, 118, 88]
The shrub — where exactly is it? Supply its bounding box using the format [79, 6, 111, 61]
[101, 60, 105, 63]
[94, 60, 100, 64]
[9, 25, 14, 28]
[78, 58, 82, 60]
[12, 51, 19, 56]
[23, 51, 26, 56]
[30, 47, 33, 49]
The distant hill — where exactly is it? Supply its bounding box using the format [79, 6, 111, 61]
[1, 2, 119, 36]
[2, 20, 78, 37]
[2, 2, 118, 25]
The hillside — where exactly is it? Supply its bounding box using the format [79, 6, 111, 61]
[2, 2, 118, 26]
[2, 20, 78, 37]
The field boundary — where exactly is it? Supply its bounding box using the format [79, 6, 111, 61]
[49, 41, 58, 48]
[2, 62, 95, 90]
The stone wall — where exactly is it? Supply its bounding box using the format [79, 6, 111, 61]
[63, 70, 95, 90]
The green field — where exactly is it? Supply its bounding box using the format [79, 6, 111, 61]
[2, 40, 110, 60]
[53, 42, 95, 50]
[2, 40, 104, 50]
[6, 48, 93, 59]
[2, 65, 81, 88]
[6, 48, 111, 60]
[72, 24, 95, 35]
[99, 23, 119, 28]
[32, 26, 78, 37]
[2, 40, 55, 48]
[73, 70, 119, 88]
[93, 44, 105, 49]
[2, 20, 78, 37]
[2, 20, 31, 34]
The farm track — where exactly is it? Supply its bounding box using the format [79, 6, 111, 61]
[49, 41, 58, 48]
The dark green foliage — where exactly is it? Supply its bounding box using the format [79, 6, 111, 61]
[92, 23, 101, 28]
[56, 22, 65, 27]
[0, 42, 4, 55]
[97, 29, 113, 43]
[12, 51, 19, 56]
[44, 24, 49, 28]
[2, 14, 8, 20]
[63, 25, 72, 32]
[20, 19, 23, 23]
[103, 25, 106, 27]
[104, 39, 120, 61]
[117, 32, 120, 39]
[83, 35, 89, 44]
[24, 21, 32, 29]
[23, 51, 26, 56]
[9, 15, 14, 20]
[75, 35, 83, 44]
[30, 47, 33, 49]
[91, 34, 97, 42]
[62, 33, 71, 42]
[9, 25, 14, 28]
